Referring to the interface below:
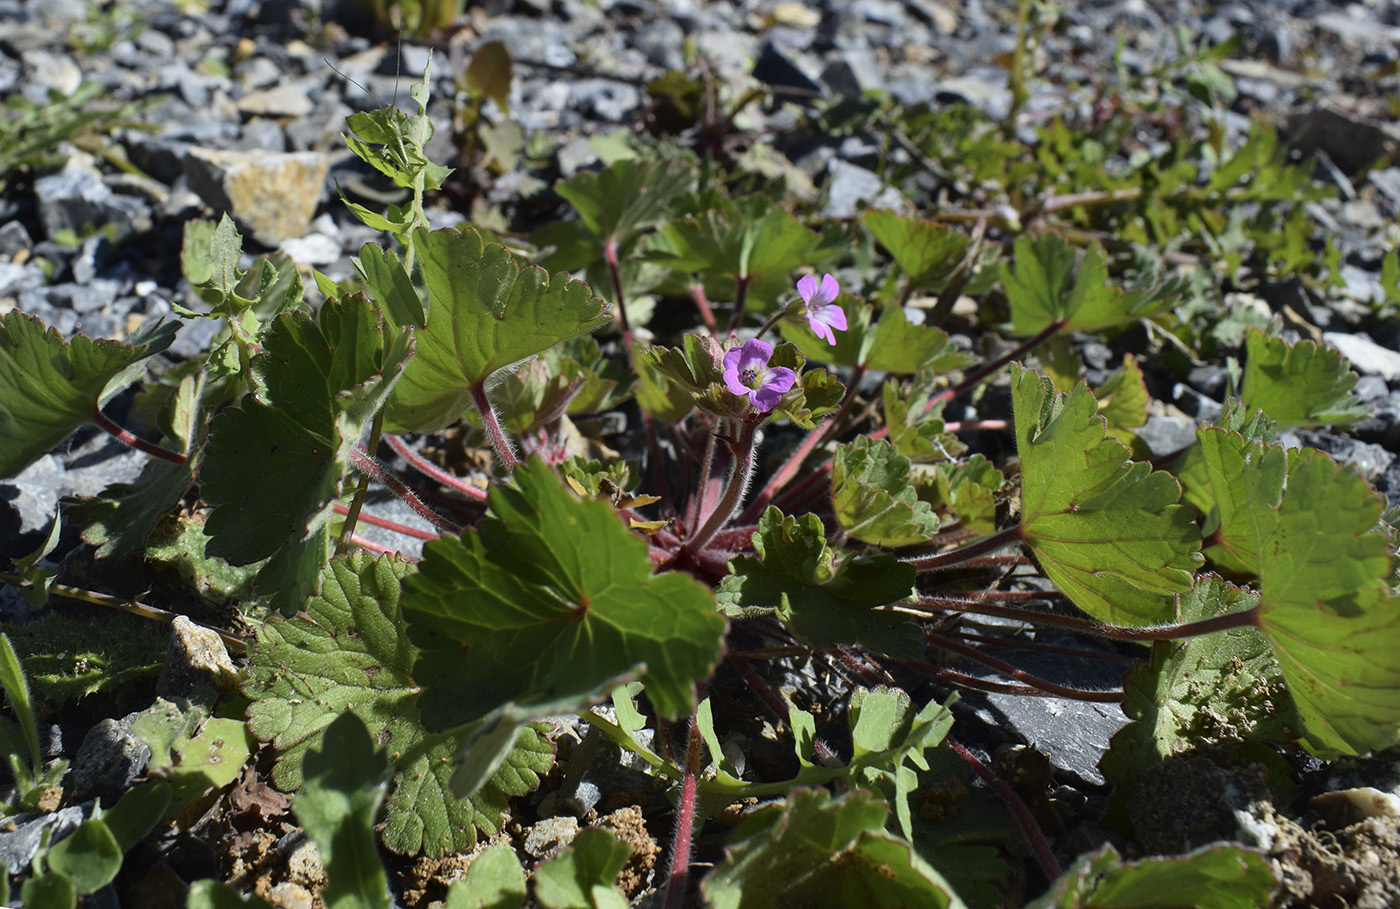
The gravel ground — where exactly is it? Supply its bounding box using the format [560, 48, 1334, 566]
[2, 0, 1400, 905]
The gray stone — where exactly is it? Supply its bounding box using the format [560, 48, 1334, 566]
[237, 82, 314, 119]
[35, 164, 152, 244]
[156, 616, 241, 698]
[0, 220, 32, 260]
[1136, 412, 1199, 457]
[822, 160, 907, 219]
[0, 806, 89, 874]
[235, 117, 289, 153]
[571, 80, 640, 123]
[1323, 331, 1400, 381]
[20, 49, 81, 102]
[280, 232, 342, 266]
[72, 717, 152, 804]
[1288, 106, 1400, 177]
[0, 262, 44, 297]
[821, 48, 885, 98]
[523, 816, 579, 859]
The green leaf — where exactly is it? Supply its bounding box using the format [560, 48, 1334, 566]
[0, 310, 176, 478]
[717, 507, 922, 659]
[486, 335, 631, 434]
[443, 844, 526, 909]
[1238, 328, 1368, 429]
[295, 712, 392, 909]
[848, 689, 956, 839]
[21, 872, 76, 909]
[404, 456, 725, 727]
[244, 552, 553, 856]
[187, 880, 277, 909]
[202, 295, 411, 611]
[1026, 842, 1276, 909]
[102, 781, 173, 854]
[533, 829, 632, 909]
[46, 819, 122, 895]
[703, 789, 964, 909]
[0, 633, 42, 785]
[831, 437, 941, 547]
[1095, 354, 1150, 451]
[1099, 575, 1300, 831]
[384, 227, 609, 433]
[7, 516, 61, 609]
[1012, 365, 1202, 624]
[648, 196, 824, 309]
[1002, 236, 1177, 336]
[355, 242, 426, 328]
[536, 158, 697, 272]
[74, 453, 197, 562]
[862, 209, 969, 287]
[917, 455, 1003, 535]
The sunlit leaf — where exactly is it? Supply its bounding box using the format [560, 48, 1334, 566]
[831, 437, 941, 547]
[718, 507, 921, 658]
[1012, 365, 1201, 625]
[1238, 328, 1368, 429]
[403, 457, 725, 727]
[1026, 842, 1275, 909]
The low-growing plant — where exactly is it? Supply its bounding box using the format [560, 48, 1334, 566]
[1, 44, 1397, 909]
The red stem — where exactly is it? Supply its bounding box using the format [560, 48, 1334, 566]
[902, 525, 1026, 571]
[948, 738, 1062, 884]
[348, 447, 462, 535]
[383, 434, 488, 502]
[331, 503, 438, 541]
[913, 597, 1263, 642]
[915, 635, 1125, 703]
[663, 706, 704, 909]
[943, 419, 1010, 432]
[678, 422, 757, 561]
[468, 382, 518, 473]
[604, 238, 636, 356]
[691, 283, 717, 336]
[90, 406, 187, 464]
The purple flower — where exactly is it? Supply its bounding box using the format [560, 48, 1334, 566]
[723, 338, 797, 413]
[797, 273, 847, 345]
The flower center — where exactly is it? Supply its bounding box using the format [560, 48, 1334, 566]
[739, 367, 759, 387]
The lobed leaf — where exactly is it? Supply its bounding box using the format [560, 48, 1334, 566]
[862, 209, 969, 288]
[831, 437, 941, 547]
[1238, 328, 1368, 429]
[533, 829, 632, 909]
[782, 299, 974, 376]
[244, 552, 553, 856]
[1002, 236, 1177, 336]
[1012, 365, 1201, 625]
[0, 310, 176, 479]
[202, 295, 411, 611]
[402, 456, 725, 728]
[703, 788, 964, 909]
[384, 227, 609, 433]
[717, 507, 922, 658]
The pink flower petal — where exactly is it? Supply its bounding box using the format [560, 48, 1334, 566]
[796, 274, 818, 304]
[815, 273, 839, 306]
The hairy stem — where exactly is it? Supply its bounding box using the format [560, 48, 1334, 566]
[331, 503, 437, 541]
[348, 447, 462, 534]
[949, 738, 1062, 883]
[604, 237, 635, 358]
[384, 433, 489, 502]
[680, 421, 757, 560]
[912, 596, 1263, 641]
[691, 282, 717, 336]
[902, 524, 1026, 571]
[468, 382, 519, 473]
[912, 636, 1125, 702]
[338, 410, 384, 555]
[663, 705, 705, 909]
[89, 406, 188, 464]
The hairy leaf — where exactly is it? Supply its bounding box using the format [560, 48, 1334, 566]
[385, 227, 609, 433]
[703, 789, 963, 909]
[443, 844, 526, 909]
[1238, 328, 1368, 429]
[1002, 236, 1177, 336]
[533, 829, 632, 909]
[1012, 365, 1201, 625]
[0, 310, 176, 478]
[202, 295, 411, 611]
[403, 457, 724, 728]
[848, 688, 957, 839]
[717, 507, 921, 658]
[831, 437, 941, 547]
[244, 552, 553, 856]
